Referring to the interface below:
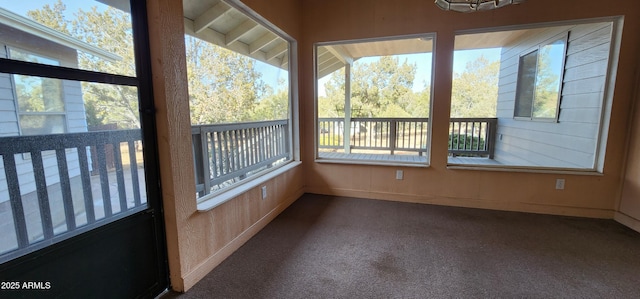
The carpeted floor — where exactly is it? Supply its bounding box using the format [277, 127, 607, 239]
[162, 194, 640, 298]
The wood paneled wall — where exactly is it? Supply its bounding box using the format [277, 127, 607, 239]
[300, 0, 640, 220]
[147, 0, 303, 292]
[147, 0, 640, 293]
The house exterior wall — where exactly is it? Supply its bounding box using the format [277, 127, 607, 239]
[0, 27, 86, 202]
[494, 22, 613, 168]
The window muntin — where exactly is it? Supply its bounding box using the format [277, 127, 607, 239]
[514, 36, 567, 120]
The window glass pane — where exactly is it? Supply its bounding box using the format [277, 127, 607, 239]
[14, 74, 64, 113]
[9, 48, 60, 66]
[514, 50, 537, 118]
[533, 39, 565, 118]
[0, 1, 135, 76]
[183, 2, 292, 198]
[316, 36, 433, 165]
[0, 80, 147, 262]
[19, 114, 66, 135]
[450, 22, 614, 170]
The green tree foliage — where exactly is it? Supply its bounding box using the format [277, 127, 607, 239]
[450, 55, 500, 118]
[253, 84, 289, 120]
[28, 1, 285, 129]
[28, 1, 140, 128]
[319, 56, 428, 118]
[532, 43, 563, 118]
[186, 36, 269, 125]
[26, 0, 70, 34]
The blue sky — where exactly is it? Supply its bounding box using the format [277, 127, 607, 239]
[2, 1, 500, 95]
[2, 0, 287, 91]
[318, 47, 501, 97]
[1, 0, 100, 17]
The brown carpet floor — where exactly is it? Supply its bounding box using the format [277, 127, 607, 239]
[162, 194, 640, 298]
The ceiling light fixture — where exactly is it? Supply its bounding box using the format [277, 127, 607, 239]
[435, 0, 525, 13]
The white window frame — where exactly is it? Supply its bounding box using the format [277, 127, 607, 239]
[194, 0, 300, 212]
[313, 34, 436, 168]
[7, 46, 68, 136]
[448, 17, 622, 174]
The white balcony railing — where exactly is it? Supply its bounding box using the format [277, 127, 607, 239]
[191, 119, 290, 198]
[318, 117, 496, 158]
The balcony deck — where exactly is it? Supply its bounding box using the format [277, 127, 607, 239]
[318, 151, 428, 163]
[318, 152, 501, 165]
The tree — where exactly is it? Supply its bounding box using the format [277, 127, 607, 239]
[532, 45, 563, 118]
[26, 1, 70, 35]
[319, 56, 424, 118]
[450, 55, 500, 118]
[28, 1, 279, 128]
[185, 36, 268, 125]
[28, 1, 140, 129]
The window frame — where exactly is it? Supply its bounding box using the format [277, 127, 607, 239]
[313, 33, 436, 167]
[191, 0, 300, 211]
[513, 32, 568, 122]
[7, 46, 69, 136]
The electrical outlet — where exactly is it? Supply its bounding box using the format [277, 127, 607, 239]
[396, 170, 403, 180]
[555, 179, 565, 190]
[261, 186, 267, 199]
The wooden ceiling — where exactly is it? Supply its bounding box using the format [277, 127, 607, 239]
[182, 0, 569, 78]
[182, 0, 289, 70]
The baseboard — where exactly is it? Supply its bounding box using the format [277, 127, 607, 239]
[306, 187, 615, 219]
[182, 186, 304, 290]
[614, 212, 640, 233]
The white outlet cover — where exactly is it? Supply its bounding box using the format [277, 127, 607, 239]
[555, 179, 565, 190]
[261, 186, 267, 199]
[396, 170, 403, 180]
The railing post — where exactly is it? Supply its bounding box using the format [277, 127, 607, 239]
[488, 118, 497, 159]
[343, 63, 352, 154]
[192, 127, 209, 197]
[389, 119, 397, 155]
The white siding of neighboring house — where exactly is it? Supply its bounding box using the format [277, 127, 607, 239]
[0, 37, 87, 203]
[494, 22, 612, 168]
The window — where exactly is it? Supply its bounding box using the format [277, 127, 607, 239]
[315, 35, 434, 166]
[183, 1, 294, 200]
[514, 36, 567, 120]
[448, 20, 619, 171]
[10, 48, 67, 135]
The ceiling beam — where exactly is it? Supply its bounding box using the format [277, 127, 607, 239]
[225, 19, 259, 46]
[325, 45, 353, 64]
[318, 59, 345, 79]
[185, 18, 287, 70]
[193, 2, 232, 34]
[249, 32, 278, 54]
[266, 42, 288, 61]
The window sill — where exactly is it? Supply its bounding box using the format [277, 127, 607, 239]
[315, 158, 429, 168]
[446, 164, 604, 176]
[196, 161, 302, 212]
